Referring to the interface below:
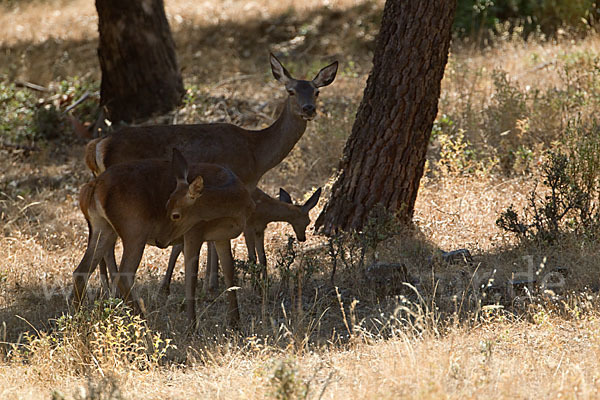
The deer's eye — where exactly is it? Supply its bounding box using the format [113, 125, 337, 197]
[171, 212, 181, 221]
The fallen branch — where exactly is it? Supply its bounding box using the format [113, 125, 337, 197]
[15, 80, 48, 92]
[64, 91, 91, 113]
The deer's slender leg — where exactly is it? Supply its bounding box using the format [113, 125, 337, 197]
[73, 224, 117, 310]
[203, 242, 219, 295]
[113, 238, 146, 313]
[99, 259, 110, 293]
[184, 230, 203, 326]
[255, 230, 268, 280]
[160, 243, 183, 295]
[215, 239, 240, 325]
[244, 228, 257, 264]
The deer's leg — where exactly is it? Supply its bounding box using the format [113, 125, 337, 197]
[244, 228, 257, 264]
[209, 242, 219, 291]
[255, 230, 268, 281]
[73, 223, 116, 310]
[183, 230, 203, 326]
[214, 240, 240, 325]
[99, 242, 119, 294]
[113, 238, 146, 313]
[160, 244, 183, 295]
[99, 259, 110, 293]
[203, 242, 219, 295]
[104, 244, 118, 282]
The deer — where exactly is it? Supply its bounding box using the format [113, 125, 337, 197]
[83, 54, 337, 295]
[73, 148, 254, 325]
[159, 187, 322, 295]
[84, 54, 338, 185]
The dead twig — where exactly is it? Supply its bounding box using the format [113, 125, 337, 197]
[64, 91, 92, 113]
[15, 80, 48, 92]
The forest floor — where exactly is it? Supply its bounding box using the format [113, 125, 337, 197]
[1, 0, 600, 398]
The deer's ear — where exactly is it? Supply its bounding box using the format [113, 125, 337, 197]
[270, 53, 293, 85]
[279, 188, 292, 204]
[188, 176, 204, 200]
[302, 187, 322, 212]
[171, 148, 188, 183]
[313, 61, 338, 87]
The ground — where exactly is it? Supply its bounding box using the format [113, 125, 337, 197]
[1, 0, 600, 399]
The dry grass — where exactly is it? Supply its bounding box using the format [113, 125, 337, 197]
[2, 0, 600, 398]
[2, 316, 600, 399]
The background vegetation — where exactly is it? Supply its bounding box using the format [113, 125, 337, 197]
[2, 0, 600, 398]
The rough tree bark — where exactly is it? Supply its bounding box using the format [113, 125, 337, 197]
[96, 0, 185, 123]
[315, 0, 457, 234]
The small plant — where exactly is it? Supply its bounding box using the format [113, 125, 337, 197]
[34, 104, 63, 140]
[238, 259, 269, 291]
[269, 358, 308, 400]
[437, 128, 477, 175]
[327, 205, 404, 283]
[274, 236, 299, 290]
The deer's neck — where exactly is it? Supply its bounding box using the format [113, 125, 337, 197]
[252, 98, 307, 177]
[256, 200, 299, 226]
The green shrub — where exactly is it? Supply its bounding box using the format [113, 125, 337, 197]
[0, 76, 98, 144]
[0, 81, 37, 143]
[497, 119, 600, 242]
[453, 0, 597, 41]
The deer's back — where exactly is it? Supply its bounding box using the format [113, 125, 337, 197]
[86, 158, 252, 244]
[99, 124, 258, 184]
[187, 163, 255, 222]
[94, 160, 175, 227]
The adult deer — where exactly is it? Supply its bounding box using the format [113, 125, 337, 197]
[159, 187, 322, 294]
[85, 53, 337, 298]
[85, 54, 338, 187]
[73, 149, 254, 325]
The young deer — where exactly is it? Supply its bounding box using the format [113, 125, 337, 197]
[73, 149, 254, 325]
[244, 187, 321, 278]
[159, 187, 322, 294]
[84, 54, 337, 296]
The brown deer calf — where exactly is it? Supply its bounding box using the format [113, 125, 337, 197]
[73, 149, 254, 325]
[159, 187, 321, 294]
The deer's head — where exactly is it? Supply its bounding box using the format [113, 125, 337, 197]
[279, 187, 322, 241]
[270, 54, 338, 121]
[166, 148, 205, 222]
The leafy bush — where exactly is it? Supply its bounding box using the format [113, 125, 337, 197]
[497, 119, 600, 242]
[430, 114, 495, 176]
[453, 0, 597, 41]
[0, 81, 38, 143]
[0, 76, 98, 144]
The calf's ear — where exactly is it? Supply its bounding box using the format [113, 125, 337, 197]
[279, 188, 292, 204]
[188, 176, 204, 200]
[302, 187, 322, 212]
[171, 148, 188, 183]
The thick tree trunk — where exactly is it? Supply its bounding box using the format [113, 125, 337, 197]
[316, 0, 457, 234]
[96, 0, 185, 123]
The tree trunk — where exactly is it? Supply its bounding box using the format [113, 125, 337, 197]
[316, 0, 457, 234]
[96, 0, 185, 123]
